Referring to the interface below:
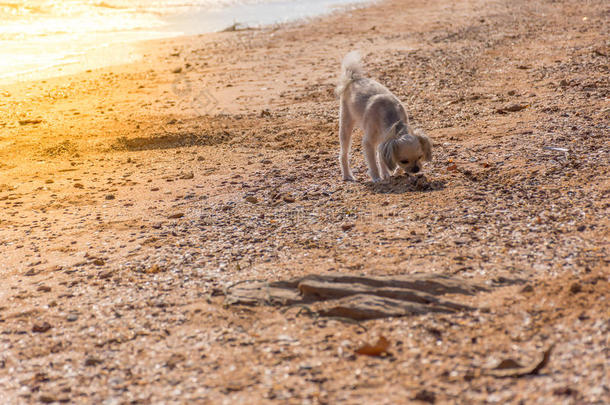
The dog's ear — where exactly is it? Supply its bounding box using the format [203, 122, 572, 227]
[415, 130, 432, 161]
[381, 139, 397, 172]
[387, 121, 402, 139]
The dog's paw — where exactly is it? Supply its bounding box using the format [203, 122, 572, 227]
[371, 177, 382, 183]
[343, 174, 356, 182]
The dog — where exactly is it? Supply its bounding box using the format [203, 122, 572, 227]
[336, 51, 432, 182]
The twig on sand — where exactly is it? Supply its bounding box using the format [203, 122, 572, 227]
[221, 21, 251, 32]
[543, 146, 569, 153]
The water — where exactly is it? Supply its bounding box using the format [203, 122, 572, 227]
[0, 0, 367, 83]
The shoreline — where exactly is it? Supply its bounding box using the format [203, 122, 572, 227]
[0, 0, 370, 86]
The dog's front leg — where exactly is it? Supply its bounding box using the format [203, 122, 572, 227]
[363, 139, 382, 182]
[379, 152, 392, 179]
[338, 103, 355, 181]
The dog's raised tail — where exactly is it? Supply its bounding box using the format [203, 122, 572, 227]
[336, 51, 364, 96]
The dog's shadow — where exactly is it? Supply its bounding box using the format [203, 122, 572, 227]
[364, 174, 445, 194]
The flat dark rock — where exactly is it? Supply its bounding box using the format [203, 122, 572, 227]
[225, 273, 488, 320]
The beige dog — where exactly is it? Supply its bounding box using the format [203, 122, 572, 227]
[336, 51, 432, 182]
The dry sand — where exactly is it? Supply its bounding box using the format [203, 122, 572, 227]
[0, 0, 608, 403]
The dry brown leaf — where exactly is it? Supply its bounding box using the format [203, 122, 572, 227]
[355, 336, 390, 356]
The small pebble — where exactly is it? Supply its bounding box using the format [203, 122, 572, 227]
[84, 357, 102, 367]
[39, 394, 57, 404]
[32, 322, 52, 333]
[569, 283, 582, 294]
[520, 284, 534, 293]
[341, 223, 355, 231]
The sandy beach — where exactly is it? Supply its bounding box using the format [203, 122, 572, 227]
[0, 0, 609, 403]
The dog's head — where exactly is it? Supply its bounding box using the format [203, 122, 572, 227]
[381, 122, 432, 174]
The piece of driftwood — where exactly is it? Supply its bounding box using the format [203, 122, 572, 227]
[225, 273, 488, 320]
[485, 345, 555, 378]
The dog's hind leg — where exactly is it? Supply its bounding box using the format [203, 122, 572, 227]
[339, 101, 356, 181]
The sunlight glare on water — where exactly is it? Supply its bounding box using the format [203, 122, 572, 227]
[0, 0, 184, 82]
[0, 0, 366, 83]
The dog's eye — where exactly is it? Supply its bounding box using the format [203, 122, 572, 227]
[400, 160, 409, 164]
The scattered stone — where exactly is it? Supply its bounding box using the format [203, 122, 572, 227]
[92, 258, 105, 266]
[66, 314, 79, 322]
[496, 104, 528, 114]
[98, 270, 113, 279]
[39, 394, 57, 404]
[84, 357, 102, 367]
[413, 390, 436, 403]
[32, 322, 52, 333]
[283, 195, 295, 203]
[74, 183, 84, 189]
[105, 194, 115, 200]
[341, 223, 355, 231]
[168, 213, 184, 219]
[172, 67, 182, 74]
[166, 353, 186, 370]
[180, 171, 194, 180]
[569, 283, 582, 294]
[37, 285, 52, 293]
[553, 387, 579, 397]
[245, 196, 258, 204]
[520, 284, 534, 293]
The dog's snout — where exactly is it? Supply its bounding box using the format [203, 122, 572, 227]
[412, 166, 420, 173]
